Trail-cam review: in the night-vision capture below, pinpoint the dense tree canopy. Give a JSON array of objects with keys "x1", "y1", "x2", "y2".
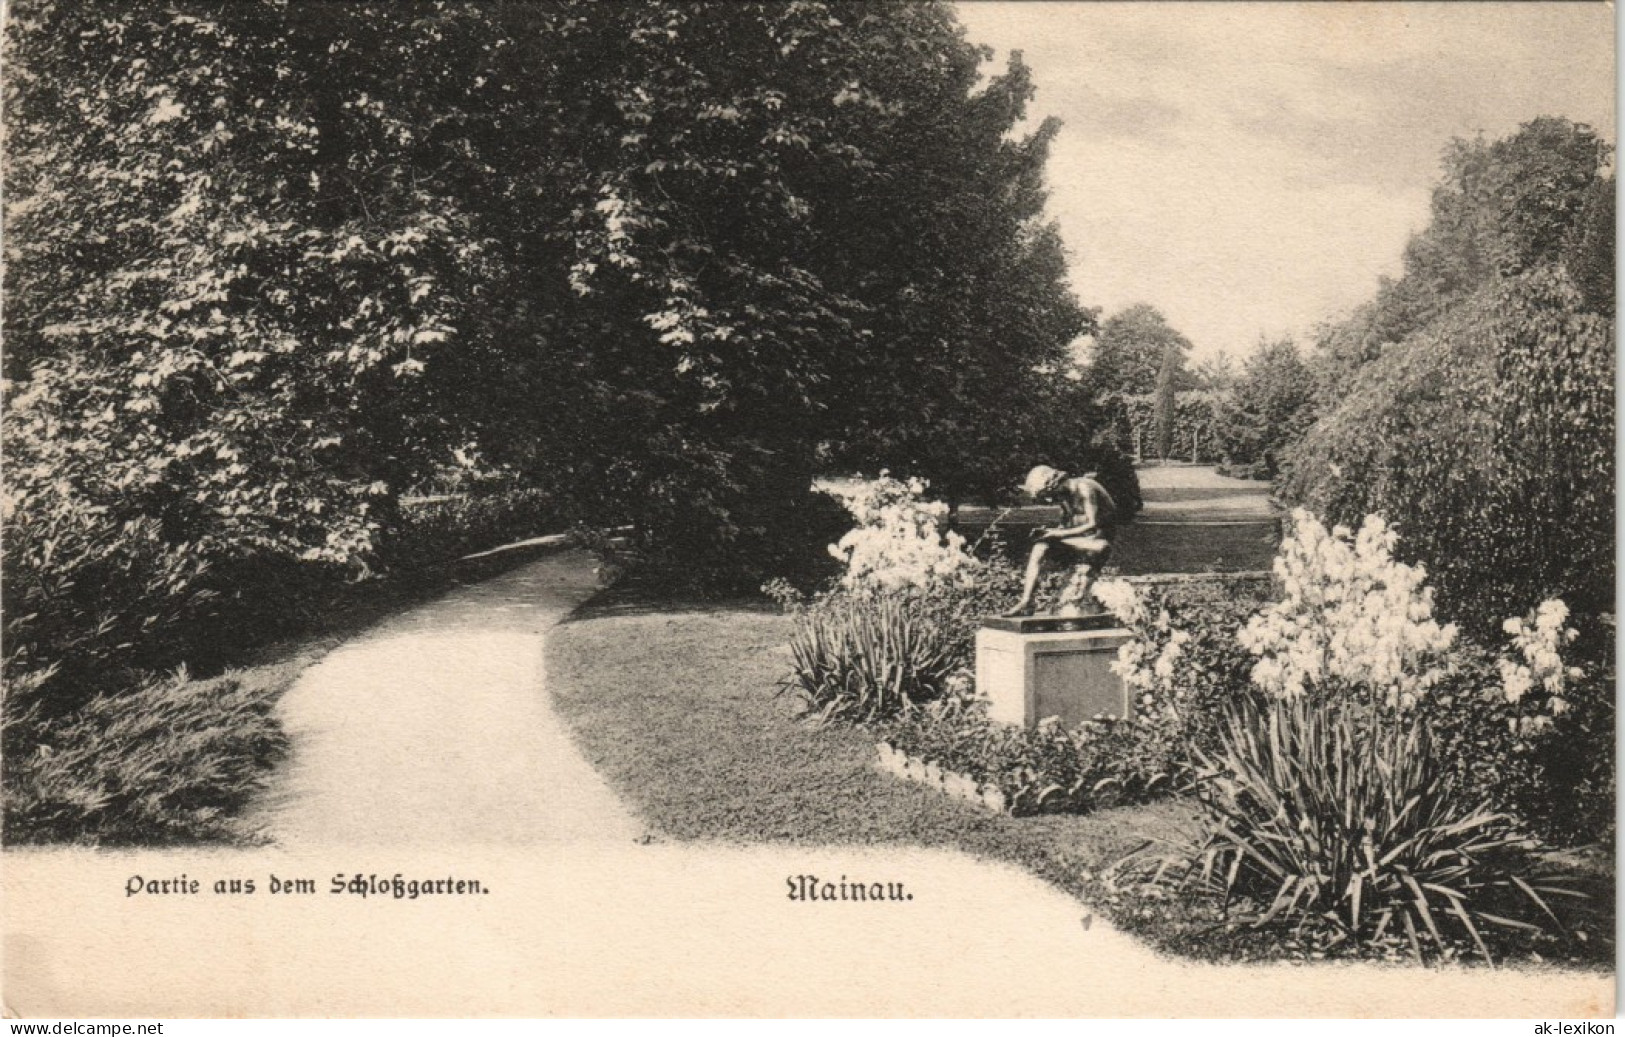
[
  {"x1": 1087, "y1": 303, "x2": 1194, "y2": 399},
  {"x1": 3, "y1": 0, "x2": 1102, "y2": 702}
]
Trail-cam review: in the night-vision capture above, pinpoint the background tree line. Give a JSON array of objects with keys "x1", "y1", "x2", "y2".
[{"x1": 1083, "y1": 304, "x2": 1315, "y2": 477}]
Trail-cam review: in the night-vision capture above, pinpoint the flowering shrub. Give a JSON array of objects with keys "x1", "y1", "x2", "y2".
[
  {"x1": 1496, "y1": 599, "x2": 1583, "y2": 724},
  {"x1": 1098, "y1": 520, "x2": 1601, "y2": 952},
  {"x1": 777, "y1": 477, "x2": 1032, "y2": 730},
  {"x1": 1099, "y1": 517, "x2": 1609, "y2": 851},
  {"x1": 824, "y1": 474, "x2": 981, "y2": 594},
  {"x1": 1092, "y1": 579, "x2": 1156, "y2": 682},
  {"x1": 1425, "y1": 599, "x2": 1614, "y2": 847},
  {"x1": 1094, "y1": 576, "x2": 1269, "y2": 783},
  {"x1": 1239, "y1": 510, "x2": 1457, "y2": 709}
]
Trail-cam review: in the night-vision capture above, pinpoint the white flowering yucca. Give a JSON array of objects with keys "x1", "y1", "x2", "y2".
[
  {"x1": 825, "y1": 473, "x2": 981, "y2": 594},
  {"x1": 1240, "y1": 509, "x2": 1457, "y2": 708},
  {"x1": 1090, "y1": 578, "x2": 1142, "y2": 626},
  {"x1": 1092, "y1": 577, "x2": 1198, "y2": 729},
  {"x1": 1094, "y1": 579, "x2": 1162, "y2": 694},
  {"x1": 1496, "y1": 599, "x2": 1584, "y2": 734}
]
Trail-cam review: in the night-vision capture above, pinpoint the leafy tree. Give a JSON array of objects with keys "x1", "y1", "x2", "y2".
[
  {"x1": 797, "y1": 32, "x2": 1096, "y2": 506},
  {"x1": 1085, "y1": 303, "x2": 1195, "y2": 461},
  {"x1": 3, "y1": 2, "x2": 518, "y2": 704},
  {"x1": 1191, "y1": 352, "x2": 1237, "y2": 393},
  {"x1": 1214, "y1": 336, "x2": 1317, "y2": 474},
  {"x1": 1087, "y1": 303, "x2": 1193, "y2": 398},
  {"x1": 4, "y1": 0, "x2": 1111, "y2": 709},
  {"x1": 480, "y1": 3, "x2": 1098, "y2": 532},
  {"x1": 1311, "y1": 117, "x2": 1611, "y2": 399}
]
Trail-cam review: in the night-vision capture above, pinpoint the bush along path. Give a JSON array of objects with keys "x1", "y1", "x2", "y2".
[{"x1": 250, "y1": 548, "x2": 642, "y2": 847}]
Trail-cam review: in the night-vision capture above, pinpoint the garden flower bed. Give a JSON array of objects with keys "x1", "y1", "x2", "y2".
[
  {"x1": 760, "y1": 473, "x2": 1615, "y2": 965},
  {"x1": 873, "y1": 741, "x2": 1007, "y2": 813}
]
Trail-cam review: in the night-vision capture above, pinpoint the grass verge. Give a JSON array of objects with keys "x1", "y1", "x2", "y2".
[
  {"x1": 548, "y1": 599, "x2": 1191, "y2": 901},
  {"x1": 548, "y1": 592, "x2": 1615, "y2": 969}
]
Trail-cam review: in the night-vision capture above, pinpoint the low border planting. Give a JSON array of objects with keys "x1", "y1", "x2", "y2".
[
  {"x1": 874, "y1": 741, "x2": 1008, "y2": 813},
  {"x1": 3, "y1": 662, "x2": 295, "y2": 846},
  {"x1": 779, "y1": 593, "x2": 957, "y2": 724},
  {"x1": 2, "y1": 485, "x2": 567, "y2": 846},
  {"x1": 1111, "y1": 692, "x2": 1590, "y2": 965},
  {"x1": 879, "y1": 700, "x2": 1171, "y2": 816}
]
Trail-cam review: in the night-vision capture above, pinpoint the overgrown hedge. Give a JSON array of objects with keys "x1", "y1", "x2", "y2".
[{"x1": 1281, "y1": 268, "x2": 1614, "y2": 641}]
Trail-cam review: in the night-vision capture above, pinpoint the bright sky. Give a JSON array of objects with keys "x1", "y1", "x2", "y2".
[{"x1": 953, "y1": 1, "x2": 1616, "y2": 361}]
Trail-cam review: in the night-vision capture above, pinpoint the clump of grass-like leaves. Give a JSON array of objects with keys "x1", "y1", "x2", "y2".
[
  {"x1": 4, "y1": 664, "x2": 291, "y2": 846},
  {"x1": 1115, "y1": 693, "x2": 1581, "y2": 964},
  {"x1": 781, "y1": 594, "x2": 956, "y2": 725}
]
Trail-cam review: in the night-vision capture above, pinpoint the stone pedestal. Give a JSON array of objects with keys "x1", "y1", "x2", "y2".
[{"x1": 975, "y1": 613, "x2": 1132, "y2": 728}]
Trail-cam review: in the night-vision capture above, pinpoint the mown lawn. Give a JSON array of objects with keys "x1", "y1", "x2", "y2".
[
  {"x1": 550, "y1": 602, "x2": 1191, "y2": 863},
  {"x1": 548, "y1": 593, "x2": 1615, "y2": 968},
  {"x1": 547, "y1": 598, "x2": 1204, "y2": 922}
]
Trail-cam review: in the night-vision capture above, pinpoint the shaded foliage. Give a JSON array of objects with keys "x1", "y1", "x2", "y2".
[
  {"x1": 1087, "y1": 304, "x2": 1199, "y2": 463},
  {"x1": 4, "y1": 1, "x2": 1101, "y2": 710},
  {"x1": 1213, "y1": 337, "x2": 1316, "y2": 476},
  {"x1": 1286, "y1": 118, "x2": 1614, "y2": 640},
  {"x1": 1283, "y1": 269, "x2": 1613, "y2": 640}
]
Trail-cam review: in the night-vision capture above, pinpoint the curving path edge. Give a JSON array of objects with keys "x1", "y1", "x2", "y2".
[{"x1": 249, "y1": 547, "x2": 642, "y2": 847}]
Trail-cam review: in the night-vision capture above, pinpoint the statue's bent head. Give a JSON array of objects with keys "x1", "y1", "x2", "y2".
[{"x1": 1021, "y1": 465, "x2": 1068, "y2": 500}]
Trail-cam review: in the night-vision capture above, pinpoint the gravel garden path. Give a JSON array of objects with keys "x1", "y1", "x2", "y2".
[{"x1": 248, "y1": 546, "x2": 643, "y2": 847}]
